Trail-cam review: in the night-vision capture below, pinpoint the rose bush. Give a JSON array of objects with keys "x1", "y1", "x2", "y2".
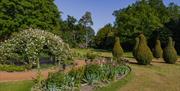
[{"x1": 0, "y1": 28, "x2": 72, "y2": 68}]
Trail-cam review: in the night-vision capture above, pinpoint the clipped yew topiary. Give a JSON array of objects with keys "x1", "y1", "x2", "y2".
[
  {"x1": 153, "y1": 40, "x2": 163, "y2": 58},
  {"x1": 163, "y1": 37, "x2": 177, "y2": 64},
  {"x1": 135, "y1": 34, "x2": 153, "y2": 65},
  {"x1": 133, "y1": 37, "x2": 139, "y2": 59},
  {"x1": 112, "y1": 37, "x2": 124, "y2": 59}
]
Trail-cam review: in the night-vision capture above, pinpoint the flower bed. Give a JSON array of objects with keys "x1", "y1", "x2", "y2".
[{"x1": 32, "y1": 63, "x2": 131, "y2": 91}]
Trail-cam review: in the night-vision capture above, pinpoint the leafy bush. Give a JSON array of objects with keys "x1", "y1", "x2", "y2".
[
  {"x1": 0, "y1": 65, "x2": 26, "y2": 72},
  {"x1": 0, "y1": 29, "x2": 72, "y2": 68},
  {"x1": 86, "y1": 51, "x2": 99, "y2": 60},
  {"x1": 153, "y1": 39, "x2": 163, "y2": 58},
  {"x1": 112, "y1": 37, "x2": 124, "y2": 59},
  {"x1": 82, "y1": 64, "x2": 102, "y2": 85},
  {"x1": 46, "y1": 72, "x2": 69, "y2": 90},
  {"x1": 135, "y1": 34, "x2": 153, "y2": 65},
  {"x1": 163, "y1": 37, "x2": 177, "y2": 64},
  {"x1": 115, "y1": 66, "x2": 130, "y2": 75},
  {"x1": 68, "y1": 67, "x2": 85, "y2": 88}
]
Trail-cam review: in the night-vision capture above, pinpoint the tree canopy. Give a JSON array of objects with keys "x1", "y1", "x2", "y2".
[{"x1": 0, "y1": 0, "x2": 61, "y2": 40}]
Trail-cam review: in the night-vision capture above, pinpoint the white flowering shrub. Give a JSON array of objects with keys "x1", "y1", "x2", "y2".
[{"x1": 0, "y1": 29, "x2": 72, "y2": 68}]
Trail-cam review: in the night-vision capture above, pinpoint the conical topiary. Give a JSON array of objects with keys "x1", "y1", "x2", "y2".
[
  {"x1": 133, "y1": 37, "x2": 139, "y2": 59},
  {"x1": 163, "y1": 37, "x2": 177, "y2": 64},
  {"x1": 112, "y1": 37, "x2": 124, "y2": 59},
  {"x1": 135, "y1": 34, "x2": 153, "y2": 65},
  {"x1": 153, "y1": 39, "x2": 163, "y2": 58}
]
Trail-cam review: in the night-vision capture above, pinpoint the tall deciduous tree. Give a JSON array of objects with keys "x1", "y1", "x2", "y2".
[
  {"x1": 0, "y1": 0, "x2": 61, "y2": 40},
  {"x1": 79, "y1": 11, "x2": 93, "y2": 48}
]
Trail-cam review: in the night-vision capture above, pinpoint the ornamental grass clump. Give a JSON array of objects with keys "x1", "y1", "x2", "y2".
[
  {"x1": 163, "y1": 37, "x2": 177, "y2": 64},
  {"x1": 135, "y1": 34, "x2": 153, "y2": 65},
  {"x1": 153, "y1": 39, "x2": 163, "y2": 58}
]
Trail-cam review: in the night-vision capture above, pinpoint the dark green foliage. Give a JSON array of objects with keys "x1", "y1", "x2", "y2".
[
  {"x1": 163, "y1": 37, "x2": 177, "y2": 64},
  {"x1": 133, "y1": 37, "x2": 139, "y2": 58},
  {"x1": 109, "y1": 0, "x2": 180, "y2": 52},
  {"x1": 0, "y1": 0, "x2": 61, "y2": 40},
  {"x1": 112, "y1": 37, "x2": 124, "y2": 59},
  {"x1": 113, "y1": 0, "x2": 163, "y2": 45},
  {"x1": 153, "y1": 40, "x2": 163, "y2": 58},
  {"x1": 0, "y1": 65, "x2": 26, "y2": 72},
  {"x1": 60, "y1": 14, "x2": 95, "y2": 48},
  {"x1": 95, "y1": 24, "x2": 115, "y2": 49},
  {"x1": 135, "y1": 34, "x2": 153, "y2": 65}
]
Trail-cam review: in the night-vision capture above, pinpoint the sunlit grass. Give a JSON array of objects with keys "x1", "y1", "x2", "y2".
[
  {"x1": 72, "y1": 48, "x2": 133, "y2": 58},
  {"x1": 0, "y1": 80, "x2": 34, "y2": 91}
]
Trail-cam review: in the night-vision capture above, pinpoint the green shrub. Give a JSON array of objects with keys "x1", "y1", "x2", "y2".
[
  {"x1": 86, "y1": 51, "x2": 99, "y2": 60},
  {"x1": 115, "y1": 66, "x2": 130, "y2": 75},
  {"x1": 163, "y1": 37, "x2": 177, "y2": 64},
  {"x1": 68, "y1": 67, "x2": 84, "y2": 88},
  {"x1": 135, "y1": 34, "x2": 153, "y2": 65},
  {"x1": 112, "y1": 37, "x2": 124, "y2": 58},
  {"x1": 82, "y1": 64, "x2": 102, "y2": 85},
  {"x1": 46, "y1": 72, "x2": 66, "y2": 90},
  {"x1": 0, "y1": 65, "x2": 26, "y2": 72},
  {"x1": 0, "y1": 29, "x2": 72, "y2": 68},
  {"x1": 133, "y1": 37, "x2": 139, "y2": 59},
  {"x1": 153, "y1": 40, "x2": 163, "y2": 58}
]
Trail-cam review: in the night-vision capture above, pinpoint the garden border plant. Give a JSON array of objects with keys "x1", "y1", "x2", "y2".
[{"x1": 34, "y1": 62, "x2": 131, "y2": 91}]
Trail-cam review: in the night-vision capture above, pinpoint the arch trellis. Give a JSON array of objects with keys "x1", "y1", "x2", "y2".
[{"x1": 0, "y1": 29, "x2": 72, "y2": 68}]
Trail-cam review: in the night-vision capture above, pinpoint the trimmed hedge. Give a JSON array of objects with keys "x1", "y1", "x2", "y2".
[
  {"x1": 0, "y1": 65, "x2": 26, "y2": 72},
  {"x1": 112, "y1": 37, "x2": 124, "y2": 58},
  {"x1": 163, "y1": 37, "x2": 177, "y2": 64},
  {"x1": 135, "y1": 34, "x2": 153, "y2": 65},
  {"x1": 153, "y1": 40, "x2": 163, "y2": 58}
]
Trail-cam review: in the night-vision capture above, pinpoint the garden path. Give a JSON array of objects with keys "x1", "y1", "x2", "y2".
[{"x1": 0, "y1": 60, "x2": 86, "y2": 82}]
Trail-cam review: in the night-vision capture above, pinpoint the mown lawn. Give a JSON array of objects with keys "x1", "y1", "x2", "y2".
[
  {"x1": 72, "y1": 48, "x2": 133, "y2": 58},
  {"x1": 95, "y1": 72, "x2": 132, "y2": 91},
  {"x1": 118, "y1": 59, "x2": 180, "y2": 91},
  {"x1": 0, "y1": 80, "x2": 34, "y2": 91}
]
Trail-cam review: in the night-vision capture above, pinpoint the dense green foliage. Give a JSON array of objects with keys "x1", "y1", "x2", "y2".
[
  {"x1": 163, "y1": 37, "x2": 177, "y2": 64},
  {"x1": 95, "y1": 0, "x2": 180, "y2": 53},
  {"x1": 0, "y1": 0, "x2": 61, "y2": 40},
  {"x1": 0, "y1": 29, "x2": 72, "y2": 68},
  {"x1": 153, "y1": 40, "x2": 163, "y2": 58},
  {"x1": 112, "y1": 37, "x2": 124, "y2": 59},
  {"x1": 133, "y1": 37, "x2": 139, "y2": 59},
  {"x1": 60, "y1": 13, "x2": 95, "y2": 48},
  {"x1": 95, "y1": 24, "x2": 115, "y2": 49},
  {"x1": 135, "y1": 34, "x2": 153, "y2": 65},
  {"x1": 0, "y1": 64, "x2": 26, "y2": 72}
]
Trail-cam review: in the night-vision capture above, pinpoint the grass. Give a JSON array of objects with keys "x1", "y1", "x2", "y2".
[
  {"x1": 95, "y1": 72, "x2": 133, "y2": 91},
  {"x1": 72, "y1": 48, "x2": 133, "y2": 58},
  {"x1": 118, "y1": 60, "x2": 180, "y2": 91},
  {"x1": 0, "y1": 80, "x2": 34, "y2": 91}
]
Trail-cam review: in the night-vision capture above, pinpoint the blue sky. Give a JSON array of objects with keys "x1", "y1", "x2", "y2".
[{"x1": 54, "y1": 0, "x2": 180, "y2": 33}]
